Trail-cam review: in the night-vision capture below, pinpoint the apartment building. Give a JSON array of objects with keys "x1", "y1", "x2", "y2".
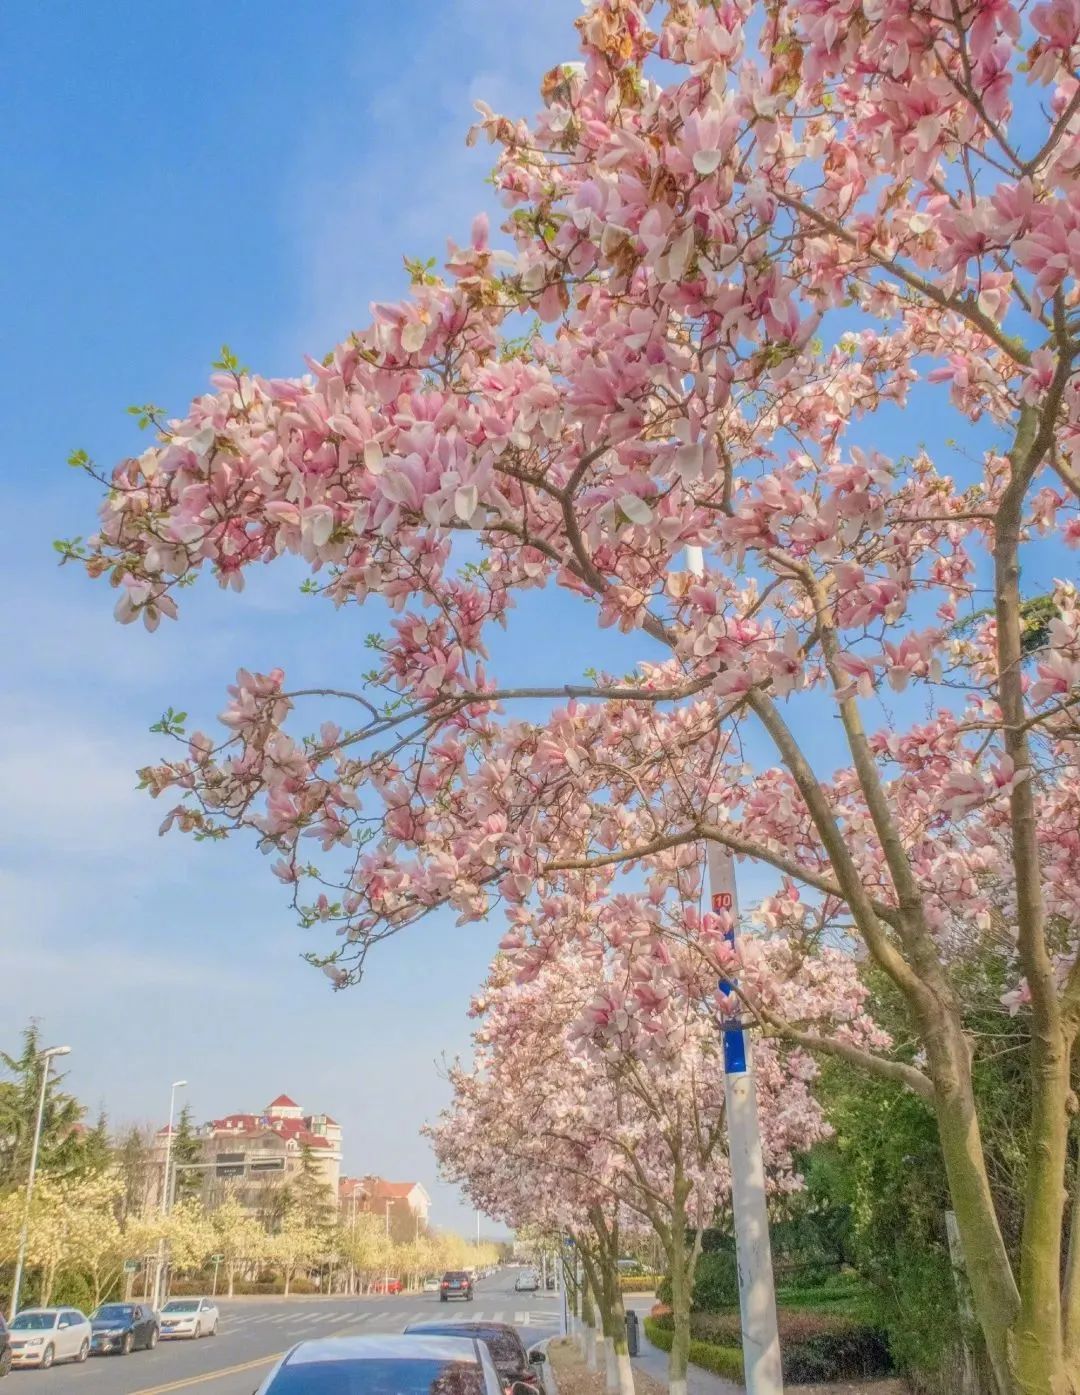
[{"x1": 155, "y1": 1093, "x2": 342, "y2": 1215}]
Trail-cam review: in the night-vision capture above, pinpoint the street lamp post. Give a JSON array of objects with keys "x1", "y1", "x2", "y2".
[
  {"x1": 383, "y1": 1199, "x2": 391, "y2": 1294},
  {"x1": 153, "y1": 1079, "x2": 188, "y2": 1309},
  {"x1": 9, "y1": 1045, "x2": 71, "y2": 1320}
]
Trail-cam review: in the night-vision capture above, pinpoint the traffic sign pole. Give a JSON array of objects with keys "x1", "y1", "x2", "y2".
[{"x1": 709, "y1": 843, "x2": 784, "y2": 1395}]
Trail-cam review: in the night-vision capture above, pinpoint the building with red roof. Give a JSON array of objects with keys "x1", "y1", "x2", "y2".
[
  {"x1": 153, "y1": 1093, "x2": 343, "y2": 1216},
  {"x1": 338, "y1": 1175, "x2": 431, "y2": 1238}
]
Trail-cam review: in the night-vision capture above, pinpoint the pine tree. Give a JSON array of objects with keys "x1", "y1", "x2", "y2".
[
  {"x1": 0, "y1": 1024, "x2": 84, "y2": 1190},
  {"x1": 171, "y1": 1104, "x2": 204, "y2": 1204},
  {"x1": 293, "y1": 1143, "x2": 334, "y2": 1233}
]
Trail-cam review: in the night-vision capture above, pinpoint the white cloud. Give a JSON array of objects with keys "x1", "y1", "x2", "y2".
[{"x1": 284, "y1": 0, "x2": 580, "y2": 353}]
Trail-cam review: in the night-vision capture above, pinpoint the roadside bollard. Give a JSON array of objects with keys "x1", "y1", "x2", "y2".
[{"x1": 625, "y1": 1309, "x2": 640, "y2": 1356}]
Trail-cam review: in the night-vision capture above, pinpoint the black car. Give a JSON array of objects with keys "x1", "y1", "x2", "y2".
[
  {"x1": 404, "y1": 1322, "x2": 546, "y2": 1395},
  {"x1": 89, "y1": 1303, "x2": 158, "y2": 1356},
  {"x1": 0, "y1": 1314, "x2": 10, "y2": 1378},
  {"x1": 255, "y1": 1335, "x2": 504, "y2": 1395},
  {"x1": 440, "y1": 1270, "x2": 474, "y2": 1302}
]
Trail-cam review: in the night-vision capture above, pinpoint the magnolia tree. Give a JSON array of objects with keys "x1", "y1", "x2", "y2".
[
  {"x1": 74, "y1": 0, "x2": 1080, "y2": 1390},
  {"x1": 432, "y1": 939, "x2": 844, "y2": 1395}
]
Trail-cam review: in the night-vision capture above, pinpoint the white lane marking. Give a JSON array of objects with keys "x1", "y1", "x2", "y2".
[
  {"x1": 491, "y1": 1311, "x2": 505, "y2": 1323},
  {"x1": 514, "y1": 1312, "x2": 528, "y2": 1325}
]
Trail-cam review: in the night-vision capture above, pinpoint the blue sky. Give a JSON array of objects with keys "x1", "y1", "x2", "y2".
[
  {"x1": 2, "y1": 1, "x2": 1065, "y2": 1240},
  {"x1": 0, "y1": 0, "x2": 607, "y2": 1236}
]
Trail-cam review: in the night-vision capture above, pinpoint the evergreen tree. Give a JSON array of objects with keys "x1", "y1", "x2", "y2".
[
  {"x1": 171, "y1": 1104, "x2": 204, "y2": 1204},
  {"x1": 0, "y1": 1025, "x2": 84, "y2": 1191},
  {"x1": 293, "y1": 1144, "x2": 334, "y2": 1233}
]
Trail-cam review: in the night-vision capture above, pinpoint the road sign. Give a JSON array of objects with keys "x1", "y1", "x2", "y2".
[
  {"x1": 123, "y1": 1260, "x2": 140, "y2": 1273},
  {"x1": 210, "y1": 1254, "x2": 224, "y2": 1263}
]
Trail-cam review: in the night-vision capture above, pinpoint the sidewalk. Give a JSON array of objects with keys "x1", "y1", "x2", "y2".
[
  {"x1": 624, "y1": 1299, "x2": 742, "y2": 1395},
  {"x1": 622, "y1": 1300, "x2": 905, "y2": 1395},
  {"x1": 631, "y1": 1328, "x2": 742, "y2": 1395}
]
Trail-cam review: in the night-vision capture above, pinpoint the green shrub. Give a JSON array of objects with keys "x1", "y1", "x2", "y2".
[
  {"x1": 643, "y1": 1317, "x2": 744, "y2": 1383},
  {"x1": 50, "y1": 1271, "x2": 97, "y2": 1311},
  {"x1": 645, "y1": 1306, "x2": 892, "y2": 1386},
  {"x1": 618, "y1": 1275, "x2": 661, "y2": 1293},
  {"x1": 691, "y1": 1251, "x2": 740, "y2": 1311},
  {"x1": 656, "y1": 1274, "x2": 672, "y2": 1306}
]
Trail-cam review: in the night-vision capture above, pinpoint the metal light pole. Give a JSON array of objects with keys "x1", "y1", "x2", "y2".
[
  {"x1": 685, "y1": 543, "x2": 783, "y2": 1395},
  {"x1": 383, "y1": 1199, "x2": 391, "y2": 1293},
  {"x1": 9, "y1": 1045, "x2": 71, "y2": 1320},
  {"x1": 153, "y1": 1079, "x2": 188, "y2": 1309}
]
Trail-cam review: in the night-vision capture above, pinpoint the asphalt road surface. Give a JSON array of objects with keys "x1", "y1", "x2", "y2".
[{"x1": 11, "y1": 1274, "x2": 562, "y2": 1395}]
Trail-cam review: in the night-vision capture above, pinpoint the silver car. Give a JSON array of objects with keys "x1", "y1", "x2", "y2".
[
  {"x1": 256, "y1": 1335, "x2": 505, "y2": 1395},
  {"x1": 9, "y1": 1308, "x2": 91, "y2": 1368},
  {"x1": 159, "y1": 1297, "x2": 219, "y2": 1339}
]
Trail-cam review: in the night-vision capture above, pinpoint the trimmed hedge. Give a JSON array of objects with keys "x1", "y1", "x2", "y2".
[
  {"x1": 643, "y1": 1316, "x2": 744, "y2": 1383},
  {"x1": 618, "y1": 1275, "x2": 662, "y2": 1293},
  {"x1": 646, "y1": 1306, "x2": 892, "y2": 1386}
]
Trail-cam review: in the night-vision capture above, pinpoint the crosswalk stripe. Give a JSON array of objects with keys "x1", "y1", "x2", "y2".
[{"x1": 514, "y1": 1311, "x2": 527, "y2": 1325}]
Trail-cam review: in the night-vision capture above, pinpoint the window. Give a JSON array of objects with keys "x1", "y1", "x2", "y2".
[{"x1": 265, "y1": 1358, "x2": 488, "y2": 1395}]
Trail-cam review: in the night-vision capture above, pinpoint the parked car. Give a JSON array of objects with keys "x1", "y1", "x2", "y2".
[
  {"x1": 0, "y1": 1314, "x2": 11, "y2": 1378},
  {"x1": 441, "y1": 1270, "x2": 474, "y2": 1302},
  {"x1": 372, "y1": 1278, "x2": 403, "y2": 1295},
  {"x1": 545, "y1": 1274, "x2": 556, "y2": 1290},
  {"x1": 514, "y1": 1272, "x2": 539, "y2": 1292},
  {"x1": 8, "y1": 1309, "x2": 91, "y2": 1369},
  {"x1": 89, "y1": 1302, "x2": 159, "y2": 1356},
  {"x1": 159, "y1": 1297, "x2": 218, "y2": 1339},
  {"x1": 255, "y1": 1335, "x2": 504, "y2": 1395},
  {"x1": 422, "y1": 1277, "x2": 441, "y2": 1293},
  {"x1": 404, "y1": 1321, "x2": 546, "y2": 1395}
]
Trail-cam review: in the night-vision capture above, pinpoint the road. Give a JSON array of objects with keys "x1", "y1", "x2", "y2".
[{"x1": 13, "y1": 1275, "x2": 562, "y2": 1395}]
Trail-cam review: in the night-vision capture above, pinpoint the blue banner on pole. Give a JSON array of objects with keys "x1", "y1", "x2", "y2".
[{"x1": 723, "y1": 1027, "x2": 747, "y2": 1076}]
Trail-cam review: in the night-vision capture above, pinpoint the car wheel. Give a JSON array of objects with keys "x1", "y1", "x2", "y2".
[
  {"x1": 194, "y1": 1323, "x2": 203, "y2": 1340},
  {"x1": 40, "y1": 1346, "x2": 54, "y2": 1371},
  {"x1": 77, "y1": 1340, "x2": 90, "y2": 1364},
  {"x1": 147, "y1": 1327, "x2": 158, "y2": 1351},
  {"x1": 209, "y1": 1322, "x2": 217, "y2": 1337},
  {"x1": 122, "y1": 1333, "x2": 134, "y2": 1357}
]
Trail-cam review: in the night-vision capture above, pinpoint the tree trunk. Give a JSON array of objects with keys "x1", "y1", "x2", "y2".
[
  {"x1": 582, "y1": 1281, "x2": 598, "y2": 1369},
  {"x1": 283, "y1": 1267, "x2": 292, "y2": 1297},
  {"x1": 991, "y1": 439, "x2": 1075, "y2": 1395},
  {"x1": 667, "y1": 1205, "x2": 691, "y2": 1395},
  {"x1": 927, "y1": 1015, "x2": 1024, "y2": 1395}
]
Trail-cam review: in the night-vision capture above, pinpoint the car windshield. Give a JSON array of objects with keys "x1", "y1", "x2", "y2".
[
  {"x1": 265, "y1": 1358, "x2": 487, "y2": 1395},
  {"x1": 163, "y1": 1301, "x2": 199, "y2": 1313},
  {"x1": 414, "y1": 1331, "x2": 521, "y2": 1372},
  {"x1": 12, "y1": 1314, "x2": 55, "y2": 1330},
  {"x1": 94, "y1": 1306, "x2": 134, "y2": 1321}
]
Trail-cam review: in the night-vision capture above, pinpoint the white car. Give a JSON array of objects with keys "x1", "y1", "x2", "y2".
[
  {"x1": 515, "y1": 1273, "x2": 539, "y2": 1292},
  {"x1": 423, "y1": 1278, "x2": 441, "y2": 1292},
  {"x1": 159, "y1": 1297, "x2": 219, "y2": 1339},
  {"x1": 9, "y1": 1308, "x2": 92, "y2": 1368}
]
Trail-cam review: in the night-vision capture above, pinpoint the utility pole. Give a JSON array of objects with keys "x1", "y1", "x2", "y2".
[
  {"x1": 684, "y1": 544, "x2": 784, "y2": 1395},
  {"x1": 9, "y1": 1044, "x2": 71, "y2": 1320}
]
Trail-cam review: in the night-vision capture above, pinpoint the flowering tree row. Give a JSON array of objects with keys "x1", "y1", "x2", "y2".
[
  {"x1": 74, "y1": 0, "x2": 1080, "y2": 1390},
  {"x1": 0, "y1": 1180, "x2": 495, "y2": 1305},
  {"x1": 429, "y1": 931, "x2": 865, "y2": 1395}
]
